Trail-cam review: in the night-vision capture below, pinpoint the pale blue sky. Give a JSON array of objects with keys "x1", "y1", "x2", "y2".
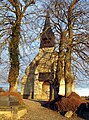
[{"x1": 0, "y1": 0, "x2": 89, "y2": 96}]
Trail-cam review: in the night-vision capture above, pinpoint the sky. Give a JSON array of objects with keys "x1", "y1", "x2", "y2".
[
  {"x1": 75, "y1": 88, "x2": 89, "y2": 96},
  {"x1": 0, "y1": 0, "x2": 89, "y2": 96}
]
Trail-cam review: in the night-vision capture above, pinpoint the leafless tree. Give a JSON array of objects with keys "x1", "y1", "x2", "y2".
[
  {"x1": 0, "y1": 0, "x2": 89, "y2": 96},
  {"x1": 42, "y1": 0, "x2": 89, "y2": 96},
  {"x1": 0, "y1": 0, "x2": 36, "y2": 92}
]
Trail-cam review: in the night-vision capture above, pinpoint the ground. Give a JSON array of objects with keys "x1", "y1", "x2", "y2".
[
  {"x1": 20, "y1": 99, "x2": 84, "y2": 120},
  {"x1": 0, "y1": 91, "x2": 88, "y2": 119}
]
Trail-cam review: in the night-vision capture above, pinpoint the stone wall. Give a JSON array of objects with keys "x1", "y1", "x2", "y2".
[{"x1": 21, "y1": 47, "x2": 75, "y2": 100}]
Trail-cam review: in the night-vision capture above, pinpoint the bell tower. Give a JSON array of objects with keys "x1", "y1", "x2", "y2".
[{"x1": 40, "y1": 12, "x2": 55, "y2": 48}]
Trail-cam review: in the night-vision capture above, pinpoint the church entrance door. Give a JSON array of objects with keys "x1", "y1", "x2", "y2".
[{"x1": 42, "y1": 82, "x2": 50, "y2": 100}]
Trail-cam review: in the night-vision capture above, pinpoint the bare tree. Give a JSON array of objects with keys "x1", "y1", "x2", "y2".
[
  {"x1": 0, "y1": 0, "x2": 35, "y2": 92},
  {"x1": 43, "y1": 0, "x2": 89, "y2": 97},
  {"x1": 0, "y1": 0, "x2": 89, "y2": 96}
]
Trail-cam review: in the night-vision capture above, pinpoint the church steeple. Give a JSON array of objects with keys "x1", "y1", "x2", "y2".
[{"x1": 40, "y1": 12, "x2": 55, "y2": 48}]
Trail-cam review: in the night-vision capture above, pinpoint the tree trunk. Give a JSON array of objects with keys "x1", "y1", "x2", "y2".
[
  {"x1": 57, "y1": 34, "x2": 65, "y2": 95},
  {"x1": 8, "y1": 24, "x2": 20, "y2": 92},
  {"x1": 6, "y1": 0, "x2": 35, "y2": 92},
  {"x1": 64, "y1": 0, "x2": 76, "y2": 97},
  {"x1": 64, "y1": 41, "x2": 73, "y2": 97}
]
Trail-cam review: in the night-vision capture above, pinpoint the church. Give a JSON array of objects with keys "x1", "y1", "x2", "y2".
[{"x1": 21, "y1": 13, "x2": 73, "y2": 100}]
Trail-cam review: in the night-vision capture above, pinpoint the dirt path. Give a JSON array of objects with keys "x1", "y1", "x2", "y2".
[{"x1": 20, "y1": 99, "x2": 84, "y2": 120}]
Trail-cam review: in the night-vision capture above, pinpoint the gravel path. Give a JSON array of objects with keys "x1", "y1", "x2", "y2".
[{"x1": 20, "y1": 99, "x2": 84, "y2": 120}]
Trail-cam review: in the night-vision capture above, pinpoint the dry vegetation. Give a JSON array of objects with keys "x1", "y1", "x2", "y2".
[{"x1": 57, "y1": 92, "x2": 87, "y2": 112}]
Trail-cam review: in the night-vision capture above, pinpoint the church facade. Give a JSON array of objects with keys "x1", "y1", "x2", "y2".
[{"x1": 21, "y1": 14, "x2": 74, "y2": 100}]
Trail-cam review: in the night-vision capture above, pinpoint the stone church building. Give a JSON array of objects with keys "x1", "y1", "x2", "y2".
[{"x1": 21, "y1": 14, "x2": 74, "y2": 100}]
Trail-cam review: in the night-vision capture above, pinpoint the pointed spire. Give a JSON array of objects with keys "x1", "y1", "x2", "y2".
[
  {"x1": 43, "y1": 12, "x2": 51, "y2": 31},
  {"x1": 40, "y1": 12, "x2": 55, "y2": 48}
]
